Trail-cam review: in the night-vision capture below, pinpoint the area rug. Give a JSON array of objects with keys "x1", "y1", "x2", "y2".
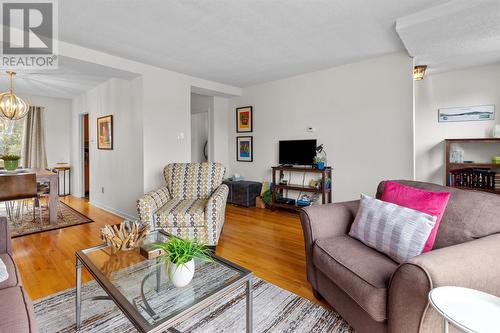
[
  {"x1": 1, "y1": 201, "x2": 93, "y2": 237},
  {"x1": 34, "y1": 276, "x2": 353, "y2": 333}
]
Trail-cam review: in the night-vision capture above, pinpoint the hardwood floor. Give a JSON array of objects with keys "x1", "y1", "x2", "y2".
[{"x1": 12, "y1": 196, "x2": 319, "y2": 304}]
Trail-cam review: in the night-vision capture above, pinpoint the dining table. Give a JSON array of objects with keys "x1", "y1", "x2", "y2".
[{"x1": 0, "y1": 168, "x2": 59, "y2": 224}]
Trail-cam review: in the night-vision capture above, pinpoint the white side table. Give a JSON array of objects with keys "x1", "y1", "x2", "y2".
[{"x1": 429, "y1": 286, "x2": 500, "y2": 333}]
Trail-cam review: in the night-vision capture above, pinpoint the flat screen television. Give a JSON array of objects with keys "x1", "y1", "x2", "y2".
[{"x1": 279, "y1": 139, "x2": 317, "y2": 166}]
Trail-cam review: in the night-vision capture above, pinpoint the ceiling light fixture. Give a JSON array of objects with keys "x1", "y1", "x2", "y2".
[
  {"x1": 413, "y1": 65, "x2": 427, "y2": 81},
  {"x1": 0, "y1": 71, "x2": 30, "y2": 120}
]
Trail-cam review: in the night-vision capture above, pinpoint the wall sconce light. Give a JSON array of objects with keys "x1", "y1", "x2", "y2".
[{"x1": 413, "y1": 65, "x2": 427, "y2": 81}]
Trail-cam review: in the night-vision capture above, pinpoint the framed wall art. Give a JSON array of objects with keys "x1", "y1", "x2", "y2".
[
  {"x1": 438, "y1": 104, "x2": 495, "y2": 123},
  {"x1": 236, "y1": 106, "x2": 253, "y2": 132},
  {"x1": 97, "y1": 115, "x2": 113, "y2": 150},
  {"x1": 236, "y1": 136, "x2": 253, "y2": 162}
]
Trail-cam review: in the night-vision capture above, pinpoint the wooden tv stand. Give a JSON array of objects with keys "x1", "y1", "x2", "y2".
[{"x1": 271, "y1": 165, "x2": 332, "y2": 212}]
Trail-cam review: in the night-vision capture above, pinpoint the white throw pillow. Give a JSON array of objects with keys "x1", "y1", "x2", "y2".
[
  {"x1": 349, "y1": 194, "x2": 437, "y2": 263},
  {"x1": 0, "y1": 258, "x2": 8, "y2": 283}
]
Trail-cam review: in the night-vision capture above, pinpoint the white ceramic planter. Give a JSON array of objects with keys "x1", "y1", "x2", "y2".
[{"x1": 168, "y1": 259, "x2": 195, "y2": 288}]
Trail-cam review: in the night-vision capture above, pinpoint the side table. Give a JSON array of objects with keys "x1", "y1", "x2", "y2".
[
  {"x1": 52, "y1": 164, "x2": 71, "y2": 196},
  {"x1": 429, "y1": 286, "x2": 500, "y2": 333},
  {"x1": 223, "y1": 180, "x2": 262, "y2": 207}
]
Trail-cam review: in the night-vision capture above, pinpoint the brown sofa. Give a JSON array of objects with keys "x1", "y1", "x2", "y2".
[
  {"x1": 0, "y1": 217, "x2": 37, "y2": 332},
  {"x1": 300, "y1": 180, "x2": 500, "y2": 333}
]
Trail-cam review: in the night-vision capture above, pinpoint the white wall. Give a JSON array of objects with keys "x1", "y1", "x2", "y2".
[
  {"x1": 227, "y1": 52, "x2": 414, "y2": 201},
  {"x1": 60, "y1": 41, "x2": 241, "y2": 195},
  {"x1": 212, "y1": 96, "x2": 230, "y2": 168},
  {"x1": 191, "y1": 93, "x2": 211, "y2": 163},
  {"x1": 25, "y1": 95, "x2": 72, "y2": 167},
  {"x1": 415, "y1": 63, "x2": 500, "y2": 184},
  {"x1": 191, "y1": 113, "x2": 209, "y2": 162},
  {"x1": 60, "y1": 41, "x2": 241, "y2": 219},
  {"x1": 72, "y1": 78, "x2": 143, "y2": 219}
]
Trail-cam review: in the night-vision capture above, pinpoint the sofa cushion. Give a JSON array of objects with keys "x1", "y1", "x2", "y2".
[
  {"x1": 0, "y1": 286, "x2": 37, "y2": 332},
  {"x1": 0, "y1": 253, "x2": 20, "y2": 289},
  {"x1": 154, "y1": 198, "x2": 207, "y2": 229},
  {"x1": 377, "y1": 180, "x2": 500, "y2": 249},
  {"x1": 0, "y1": 257, "x2": 8, "y2": 282},
  {"x1": 163, "y1": 163, "x2": 226, "y2": 199},
  {"x1": 380, "y1": 181, "x2": 451, "y2": 253},
  {"x1": 349, "y1": 194, "x2": 436, "y2": 263},
  {"x1": 313, "y1": 235, "x2": 398, "y2": 322}
]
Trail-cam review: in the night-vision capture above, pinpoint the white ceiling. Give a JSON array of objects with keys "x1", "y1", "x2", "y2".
[
  {"x1": 58, "y1": 0, "x2": 450, "y2": 87},
  {"x1": 5, "y1": 57, "x2": 138, "y2": 99},
  {"x1": 397, "y1": 0, "x2": 500, "y2": 74},
  {"x1": 9, "y1": 0, "x2": 497, "y2": 97}
]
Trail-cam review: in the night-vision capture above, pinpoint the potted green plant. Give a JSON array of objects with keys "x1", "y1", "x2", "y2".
[
  {"x1": 155, "y1": 237, "x2": 212, "y2": 288},
  {"x1": 1, "y1": 154, "x2": 20, "y2": 171},
  {"x1": 313, "y1": 155, "x2": 326, "y2": 170}
]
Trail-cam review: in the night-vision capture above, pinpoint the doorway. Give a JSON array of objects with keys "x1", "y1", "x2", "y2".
[
  {"x1": 83, "y1": 114, "x2": 90, "y2": 199},
  {"x1": 191, "y1": 93, "x2": 212, "y2": 163}
]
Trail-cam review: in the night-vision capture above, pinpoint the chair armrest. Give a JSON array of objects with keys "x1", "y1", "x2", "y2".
[
  {"x1": 299, "y1": 201, "x2": 359, "y2": 288},
  {"x1": 389, "y1": 233, "x2": 500, "y2": 333},
  {"x1": 136, "y1": 186, "x2": 171, "y2": 228},
  {"x1": 0, "y1": 217, "x2": 11, "y2": 255},
  {"x1": 205, "y1": 184, "x2": 229, "y2": 245}
]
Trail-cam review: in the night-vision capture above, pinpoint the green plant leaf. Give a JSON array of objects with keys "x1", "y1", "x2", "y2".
[{"x1": 153, "y1": 237, "x2": 213, "y2": 268}]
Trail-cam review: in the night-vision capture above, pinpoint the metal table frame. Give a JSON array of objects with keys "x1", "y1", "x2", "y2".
[{"x1": 75, "y1": 231, "x2": 253, "y2": 333}]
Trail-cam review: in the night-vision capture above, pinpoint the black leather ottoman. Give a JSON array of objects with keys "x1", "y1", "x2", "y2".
[{"x1": 223, "y1": 180, "x2": 262, "y2": 207}]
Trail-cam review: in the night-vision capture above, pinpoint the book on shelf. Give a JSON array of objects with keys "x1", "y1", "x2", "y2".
[{"x1": 449, "y1": 168, "x2": 497, "y2": 190}]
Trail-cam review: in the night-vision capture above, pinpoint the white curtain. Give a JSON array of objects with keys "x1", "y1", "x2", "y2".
[{"x1": 21, "y1": 106, "x2": 47, "y2": 169}]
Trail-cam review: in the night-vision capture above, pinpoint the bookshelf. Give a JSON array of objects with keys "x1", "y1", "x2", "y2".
[
  {"x1": 445, "y1": 138, "x2": 500, "y2": 195},
  {"x1": 271, "y1": 166, "x2": 332, "y2": 211}
]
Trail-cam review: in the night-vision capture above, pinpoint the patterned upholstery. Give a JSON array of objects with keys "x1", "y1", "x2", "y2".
[
  {"x1": 137, "y1": 162, "x2": 228, "y2": 246},
  {"x1": 163, "y1": 163, "x2": 226, "y2": 199},
  {"x1": 155, "y1": 198, "x2": 207, "y2": 228}
]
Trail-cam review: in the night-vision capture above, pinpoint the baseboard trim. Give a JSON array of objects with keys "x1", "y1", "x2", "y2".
[{"x1": 89, "y1": 201, "x2": 137, "y2": 221}]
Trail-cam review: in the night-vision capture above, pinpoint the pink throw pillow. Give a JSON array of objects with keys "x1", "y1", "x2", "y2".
[{"x1": 381, "y1": 181, "x2": 450, "y2": 253}]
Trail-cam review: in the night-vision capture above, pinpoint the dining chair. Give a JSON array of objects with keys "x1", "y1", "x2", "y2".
[
  {"x1": 0, "y1": 173, "x2": 42, "y2": 224},
  {"x1": 37, "y1": 180, "x2": 65, "y2": 221}
]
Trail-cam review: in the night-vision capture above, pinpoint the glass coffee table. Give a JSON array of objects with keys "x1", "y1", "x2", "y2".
[{"x1": 75, "y1": 230, "x2": 253, "y2": 332}]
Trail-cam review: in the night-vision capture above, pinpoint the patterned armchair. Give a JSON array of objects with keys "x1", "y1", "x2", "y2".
[{"x1": 137, "y1": 162, "x2": 229, "y2": 246}]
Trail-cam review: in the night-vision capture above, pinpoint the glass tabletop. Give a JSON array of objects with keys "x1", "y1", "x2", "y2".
[{"x1": 77, "y1": 230, "x2": 252, "y2": 332}]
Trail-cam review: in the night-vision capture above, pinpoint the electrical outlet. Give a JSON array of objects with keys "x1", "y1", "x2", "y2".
[{"x1": 101, "y1": 187, "x2": 104, "y2": 194}]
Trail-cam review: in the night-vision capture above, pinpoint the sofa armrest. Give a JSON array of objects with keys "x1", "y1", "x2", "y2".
[
  {"x1": 389, "y1": 233, "x2": 500, "y2": 333},
  {"x1": 205, "y1": 184, "x2": 229, "y2": 245},
  {"x1": 299, "y1": 201, "x2": 359, "y2": 289},
  {"x1": 136, "y1": 186, "x2": 171, "y2": 228},
  {"x1": 0, "y1": 217, "x2": 11, "y2": 255}
]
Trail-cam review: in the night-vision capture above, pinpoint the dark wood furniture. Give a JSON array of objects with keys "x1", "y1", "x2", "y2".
[
  {"x1": 445, "y1": 138, "x2": 500, "y2": 195},
  {"x1": 0, "y1": 173, "x2": 37, "y2": 201},
  {"x1": 271, "y1": 166, "x2": 332, "y2": 211}
]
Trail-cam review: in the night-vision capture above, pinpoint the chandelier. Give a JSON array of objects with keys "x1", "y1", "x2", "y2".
[{"x1": 0, "y1": 71, "x2": 30, "y2": 120}]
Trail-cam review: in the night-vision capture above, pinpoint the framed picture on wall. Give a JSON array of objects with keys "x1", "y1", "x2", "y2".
[
  {"x1": 438, "y1": 104, "x2": 495, "y2": 122},
  {"x1": 236, "y1": 106, "x2": 253, "y2": 132},
  {"x1": 97, "y1": 115, "x2": 113, "y2": 150},
  {"x1": 236, "y1": 136, "x2": 253, "y2": 162}
]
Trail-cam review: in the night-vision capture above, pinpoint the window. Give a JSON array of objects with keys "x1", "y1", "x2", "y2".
[{"x1": 0, "y1": 118, "x2": 24, "y2": 158}]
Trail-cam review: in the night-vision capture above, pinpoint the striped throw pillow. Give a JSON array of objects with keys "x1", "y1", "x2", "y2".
[
  {"x1": 0, "y1": 258, "x2": 8, "y2": 283},
  {"x1": 349, "y1": 194, "x2": 437, "y2": 263}
]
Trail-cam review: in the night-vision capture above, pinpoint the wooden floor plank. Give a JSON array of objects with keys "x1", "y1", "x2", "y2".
[{"x1": 12, "y1": 196, "x2": 320, "y2": 304}]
